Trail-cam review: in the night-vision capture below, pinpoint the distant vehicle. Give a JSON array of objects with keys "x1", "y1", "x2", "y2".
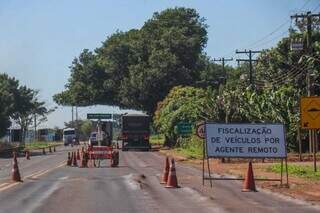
[
  {"x1": 89, "y1": 130, "x2": 111, "y2": 146},
  {"x1": 121, "y1": 114, "x2": 151, "y2": 151},
  {"x1": 63, "y1": 128, "x2": 76, "y2": 146},
  {"x1": 89, "y1": 132, "x2": 98, "y2": 146},
  {"x1": 89, "y1": 120, "x2": 113, "y2": 146}
]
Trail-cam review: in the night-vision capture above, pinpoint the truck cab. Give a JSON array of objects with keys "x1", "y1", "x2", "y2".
[
  {"x1": 121, "y1": 114, "x2": 150, "y2": 151},
  {"x1": 63, "y1": 128, "x2": 76, "y2": 146}
]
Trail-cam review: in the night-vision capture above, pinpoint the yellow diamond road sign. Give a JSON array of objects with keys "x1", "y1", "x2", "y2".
[{"x1": 300, "y1": 96, "x2": 320, "y2": 129}]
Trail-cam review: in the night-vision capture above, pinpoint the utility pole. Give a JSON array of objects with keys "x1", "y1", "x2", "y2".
[
  {"x1": 76, "y1": 106, "x2": 79, "y2": 140},
  {"x1": 213, "y1": 57, "x2": 233, "y2": 84},
  {"x1": 291, "y1": 11, "x2": 320, "y2": 172},
  {"x1": 235, "y1": 49, "x2": 262, "y2": 87},
  {"x1": 34, "y1": 114, "x2": 37, "y2": 141},
  {"x1": 71, "y1": 106, "x2": 74, "y2": 127}
]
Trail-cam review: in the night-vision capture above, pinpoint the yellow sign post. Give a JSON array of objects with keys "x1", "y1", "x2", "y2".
[{"x1": 300, "y1": 96, "x2": 320, "y2": 129}]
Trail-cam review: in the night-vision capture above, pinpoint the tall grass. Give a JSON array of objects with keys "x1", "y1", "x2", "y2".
[
  {"x1": 267, "y1": 164, "x2": 320, "y2": 180},
  {"x1": 175, "y1": 135, "x2": 203, "y2": 159}
]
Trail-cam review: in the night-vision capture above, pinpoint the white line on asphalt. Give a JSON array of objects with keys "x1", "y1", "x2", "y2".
[
  {"x1": 0, "y1": 160, "x2": 66, "y2": 192},
  {"x1": 0, "y1": 182, "x2": 20, "y2": 192},
  {"x1": 0, "y1": 183, "x2": 10, "y2": 188},
  {"x1": 25, "y1": 182, "x2": 61, "y2": 213},
  {"x1": 58, "y1": 176, "x2": 69, "y2": 180}
]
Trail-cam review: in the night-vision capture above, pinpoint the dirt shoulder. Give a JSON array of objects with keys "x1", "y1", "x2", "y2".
[{"x1": 159, "y1": 149, "x2": 320, "y2": 205}]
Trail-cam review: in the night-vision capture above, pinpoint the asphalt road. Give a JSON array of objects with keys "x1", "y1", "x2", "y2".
[{"x1": 0, "y1": 145, "x2": 319, "y2": 213}]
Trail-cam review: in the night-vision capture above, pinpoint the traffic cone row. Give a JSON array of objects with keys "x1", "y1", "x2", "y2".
[
  {"x1": 160, "y1": 156, "x2": 170, "y2": 184},
  {"x1": 11, "y1": 152, "x2": 22, "y2": 182},
  {"x1": 160, "y1": 156, "x2": 179, "y2": 188},
  {"x1": 25, "y1": 150, "x2": 30, "y2": 160},
  {"x1": 72, "y1": 151, "x2": 78, "y2": 167},
  {"x1": 66, "y1": 145, "x2": 120, "y2": 169},
  {"x1": 67, "y1": 152, "x2": 72, "y2": 166},
  {"x1": 76, "y1": 149, "x2": 80, "y2": 160}
]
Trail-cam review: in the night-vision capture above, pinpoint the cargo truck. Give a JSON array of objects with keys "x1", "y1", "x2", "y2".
[{"x1": 121, "y1": 114, "x2": 150, "y2": 151}]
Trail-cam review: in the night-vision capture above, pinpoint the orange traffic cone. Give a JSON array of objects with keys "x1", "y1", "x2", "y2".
[
  {"x1": 76, "y1": 149, "x2": 80, "y2": 160},
  {"x1": 12, "y1": 152, "x2": 22, "y2": 182},
  {"x1": 165, "y1": 158, "x2": 179, "y2": 188},
  {"x1": 72, "y1": 152, "x2": 78, "y2": 167},
  {"x1": 160, "y1": 156, "x2": 170, "y2": 184},
  {"x1": 67, "y1": 152, "x2": 72, "y2": 166},
  {"x1": 110, "y1": 150, "x2": 119, "y2": 167},
  {"x1": 25, "y1": 150, "x2": 30, "y2": 160},
  {"x1": 242, "y1": 161, "x2": 257, "y2": 192}
]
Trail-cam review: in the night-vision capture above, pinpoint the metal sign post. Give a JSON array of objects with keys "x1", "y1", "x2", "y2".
[
  {"x1": 97, "y1": 119, "x2": 102, "y2": 146},
  {"x1": 300, "y1": 96, "x2": 320, "y2": 172}
]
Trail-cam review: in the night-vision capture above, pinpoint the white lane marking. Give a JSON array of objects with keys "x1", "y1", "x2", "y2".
[
  {"x1": 26, "y1": 182, "x2": 61, "y2": 213},
  {"x1": 58, "y1": 176, "x2": 69, "y2": 180},
  {"x1": 123, "y1": 174, "x2": 140, "y2": 190},
  {"x1": 0, "y1": 182, "x2": 20, "y2": 192},
  {"x1": 0, "y1": 160, "x2": 66, "y2": 192},
  {"x1": 0, "y1": 183, "x2": 10, "y2": 188},
  {"x1": 181, "y1": 187, "x2": 209, "y2": 202}
]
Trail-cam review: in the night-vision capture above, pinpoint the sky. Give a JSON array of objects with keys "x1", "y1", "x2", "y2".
[{"x1": 0, "y1": 0, "x2": 319, "y2": 128}]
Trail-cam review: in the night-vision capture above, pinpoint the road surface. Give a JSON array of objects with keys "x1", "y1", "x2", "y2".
[{"x1": 0, "y1": 145, "x2": 319, "y2": 213}]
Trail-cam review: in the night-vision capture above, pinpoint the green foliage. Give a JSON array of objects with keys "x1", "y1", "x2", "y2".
[
  {"x1": 268, "y1": 163, "x2": 320, "y2": 180},
  {"x1": 149, "y1": 134, "x2": 165, "y2": 145},
  {"x1": 240, "y1": 86, "x2": 300, "y2": 150},
  {"x1": 154, "y1": 86, "x2": 207, "y2": 146},
  {"x1": 80, "y1": 120, "x2": 93, "y2": 138},
  {"x1": 54, "y1": 7, "x2": 225, "y2": 114},
  {"x1": 175, "y1": 135, "x2": 203, "y2": 159},
  {"x1": 0, "y1": 74, "x2": 20, "y2": 136},
  {"x1": 0, "y1": 73, "x2": 50, "y2": 140}
]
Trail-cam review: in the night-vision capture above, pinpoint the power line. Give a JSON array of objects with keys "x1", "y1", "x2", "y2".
[
  {"x1": 250, "y1": 30, "x2": 288, "y2": 50},
  {"x1": 222, "y1": 0, "x2": 314, "y2": 58},
  {"x1": 312, "y1": 2, "x2": 320, "y2": 12},
  {"x1": 236, "y1": 49, "x2": 262, "y2": 86},
  {"x1": 255, "y1": 54, "x2": 320, "y2": 88},
  {"x1": 213, "y1": 57, "x2": 233, "y2": 84},
  {"x1": 255, "y1": 54, "x2": 313, "y2": 83},
  {"x1": 257, "y1": 57, "x2": 309, "y2": 83}
]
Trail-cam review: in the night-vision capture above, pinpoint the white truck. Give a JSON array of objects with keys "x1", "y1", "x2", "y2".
[{"x1": 63, "y1": 128, "x2": 76, "y2": 146}]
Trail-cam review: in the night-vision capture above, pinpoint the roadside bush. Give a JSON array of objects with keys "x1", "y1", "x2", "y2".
[{"x1": 154, "y1": 86, "x2": 207, "y2": 147}]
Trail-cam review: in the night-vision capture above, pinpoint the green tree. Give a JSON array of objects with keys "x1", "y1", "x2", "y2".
[
  {"x1": 80, "y1": 120, "x2": 92, "y2": 139},
  {"x1": 54, "y1": 7, "x2": 227, "y2": 114},
  {"x1": 154, "y1": 86, "x2": 207, "y2": 147},
  {"x1": 0, "y1": 74, "x2": 21, "y2": 137},
  {"x1": 11, "y1": 88, "x2": 52, "y2": 143}
]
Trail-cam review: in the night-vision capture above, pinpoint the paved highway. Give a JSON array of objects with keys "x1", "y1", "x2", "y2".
[{"x1": 0, "y1": 145, "x2": 319, "y2": 213}]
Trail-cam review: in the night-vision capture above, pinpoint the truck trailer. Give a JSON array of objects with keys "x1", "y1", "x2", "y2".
[{"x1": 121, "y1": 114, "x2": 151, "y2": 151}]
